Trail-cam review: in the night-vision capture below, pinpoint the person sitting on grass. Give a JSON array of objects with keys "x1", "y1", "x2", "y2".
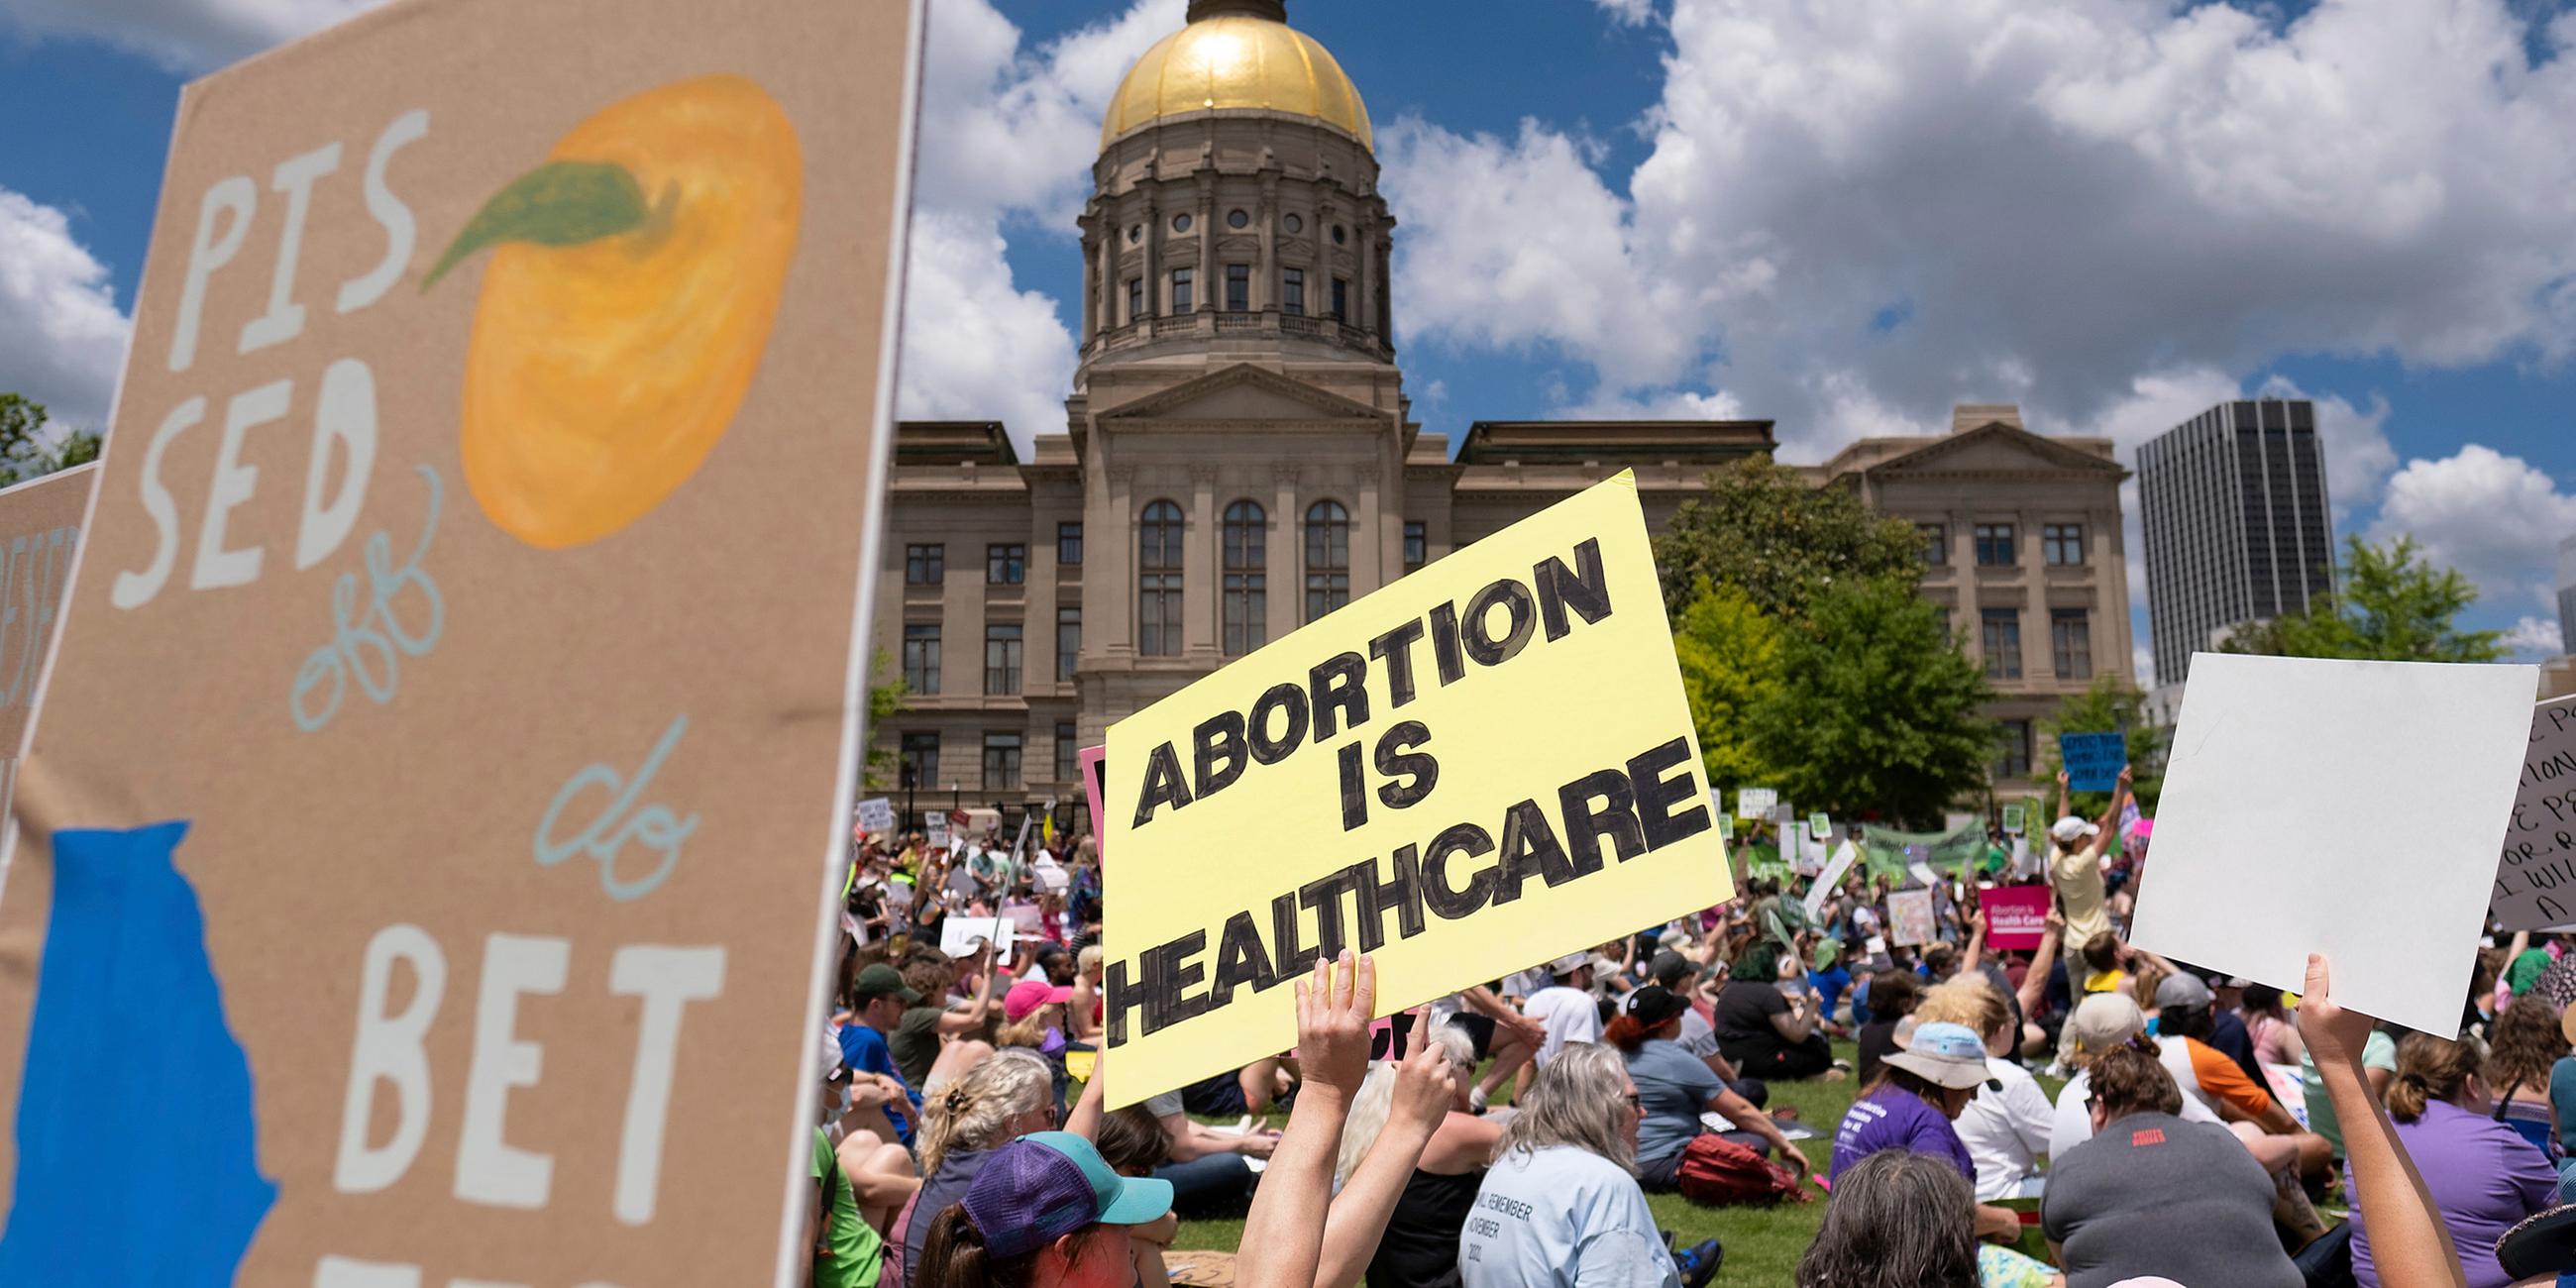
[
  {"x1": 885, "y1": 1049, "x2": 1063, "y2": 1288},
  {"x1": 2150, "y1": 973, "x2": 2331, "y2": 1180},
  {"x1": 1605, "y1": 984, "x2": 1809, "y2": 1194},
  {"x1": 1826, "y1": 1020, "x2": 2023, "y2": 1247},
  {"x1": 1794, "y1": 1149, "x2": 2062, "y2": 1288},
  {"x1": 1716, "y1": 941, "x2": 1835, "y2": 1081},
  {"x1": 1459, "y1": 1041, "x2": 1724, "y2": 1288},
  {"x1": 2348, "y1": 1032, "x2": 2555, "y2": 1288},
  {"x1": 1913, "y1": 980, "x2": 2052, "y2": 1202},
  {"x1": 1853, "y1": 971, "x2": 1922, "y2": 1085},
  {"x1": 2038, "y1": 1042, "x2": 2303, "y2": 1288},
  {"x1": 1332, "y1": 1023, "x2": 1505, "y2": 1288},
  {"x1": 913, "y1": 1130, "x2": 1174, "y2": 1288}
]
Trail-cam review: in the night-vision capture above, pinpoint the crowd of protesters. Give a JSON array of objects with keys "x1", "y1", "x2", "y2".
[{"x1": 809, "y1": 770, "x2": 2576, "y2": 1288}]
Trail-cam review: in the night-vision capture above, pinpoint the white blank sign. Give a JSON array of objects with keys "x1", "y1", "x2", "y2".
[{"x1": 2129, "y1": 653, "x2": 2534, "y2": 1035}]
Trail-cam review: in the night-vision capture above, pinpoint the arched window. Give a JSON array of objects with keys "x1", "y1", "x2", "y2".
[
  {"x1": 1305, "y1": 500, "x2": 1350, "y2": 623},
  {"x1": 1223, "y1": 500, "x2": 1267, "y2": 656},
  {"x1": 1138, "y1": 500, "x2": 1184, "y2": 657}
]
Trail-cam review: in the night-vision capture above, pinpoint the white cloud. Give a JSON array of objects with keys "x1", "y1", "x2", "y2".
[
  {"x1": 2369, "y1": 444, "x2": 2576, "y2": 601},
  {"x1": 0, "y1": 187, "x2": 132, "y2": 432},
  {"x1": 1594, "y1": 0, "x2": 1658, "y2": 26},
  {"x1": 896, "y1": 0, "x2": 1181, "y2": 454},
  {"x1": 897, "y1": 210, "x2": 1076, "y2": 442},
  {"x1": 2505, "y1": 614, "x2": 2565, "y2": 659},
  {"x1": 1382, "y1": 0, "x2": 2576, "y2": 459},
  {"x1": 0, "y1": 0, "x2": 382, "y2": 73}
]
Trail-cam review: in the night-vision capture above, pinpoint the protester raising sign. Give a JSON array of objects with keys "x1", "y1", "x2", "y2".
[
  {"x1": 1980, "y1": 886, "x2": 2052, "y2": 951},
  {"x1": 0, "y1": 1, "x2": 924, "y2": 1281},
  {"x1": 2059, "y1": 731, "x2": 2127, "y2": 793},
  {"x1": 1102, "y1": 473, "x2": 1726, "y2": 1108},
  {"x1": 1735, "y1": 787, "x2": 1776, "y2": 820},
  {"x1": 1886, "y1": 889, "x2": 1937, "y2": 946}
]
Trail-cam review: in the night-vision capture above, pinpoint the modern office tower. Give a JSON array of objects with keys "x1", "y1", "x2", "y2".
[{"x1": 2136, "y1": 397, "x2": 2334, "y2": 689}]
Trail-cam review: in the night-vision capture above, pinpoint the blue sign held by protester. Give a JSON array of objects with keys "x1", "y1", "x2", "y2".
[{"x1": 2059, "y1": 731, "x2": 2128, "y2": 792}]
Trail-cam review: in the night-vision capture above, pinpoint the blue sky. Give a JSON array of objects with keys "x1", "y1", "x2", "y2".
[{"x1": 6, "y1": 0, "x2": 2576, "y2": 679}]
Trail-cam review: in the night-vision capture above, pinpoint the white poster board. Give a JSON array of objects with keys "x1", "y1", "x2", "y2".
[
  {"x1": 1803, "y1": 840, "x2": 1860, "y2": 919},
  {"x1": 2129, "y1": 653, "x2": 2534, "y2": 1034},
  {"x1": 940, "y1": 915, "x2": 1013, "y2": 958},
  {"x1": 2496, "y1": 697, "x2": 2576, "y2": 929},
  {"x1": 856, "y1": 797, "x2": 897, "y2": 834},
  {"x1": 1736, "y1": 788, "x2": 1777, "y2": 820},
  {"x1": 926, "y1": 814, "x2": 949, "y2": 849}
]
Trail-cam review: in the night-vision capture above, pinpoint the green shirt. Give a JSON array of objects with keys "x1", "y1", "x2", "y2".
[
  {"x1": 889, "y1": 1005, "x2": 947, "y2": 1086},
  {"x1": 2510, "y1": 948, "x2": 2554, "y2": 996},
  {"x1": 812, "y1": 1128, "x2": 883, "y2": 1288},
  {"x1": 2300, "y1": 1029, "x2": 2399, "y2": 1157}
]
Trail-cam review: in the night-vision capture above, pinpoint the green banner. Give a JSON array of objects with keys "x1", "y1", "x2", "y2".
[{"x1": 1857, "y1": 818, "x2": 1986, "y2": 884}]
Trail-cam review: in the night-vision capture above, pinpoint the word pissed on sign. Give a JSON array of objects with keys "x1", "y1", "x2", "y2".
[{"x1": 1102, "y1": 473, "x2": 1728, "y2": 1108}]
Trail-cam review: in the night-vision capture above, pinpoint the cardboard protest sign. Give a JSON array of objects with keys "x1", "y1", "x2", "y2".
[
  {"x1": 1081, "y1": 744, "x2": 1106, "y2": 855},
  {"x1": 855, "y1": 797, "x2": 896, "y2": 835},
  {"x1": 0, "y1": 465, "x2": 92, "y2": 855},
  {"x1": 1736, "y1": 787, "x2": 1776, "y2": 820},
  {"x1": 925, "y1": 813, "x2": 949, "y2": 850},
  {"x1": 0, "y1": 1, "x2": 924, "y2": 1282},
  {"x1": 1101, "y1": 473, "x2": 1725, "y2": 1107},
  {"x1": 1808, "y1": 812, "x2": 1830, "y2": 841},
  {"x1": 1981, "y1": 886, "x2": 2051, "y2": 951},
  {"x1": 1886, "y1": 889, "x2": 1936, "y2": 946},
  {"x1": 2000, "y1": 805, "x2": 2024, "y2": 835},
  {"x1": 1716, "y1": 811, "x2": 1735, "y2": 841},
  {"x1": 2494, "y1": 698, "x2": 2576, "y2": 930},
  {"x1": 2059, "y1": 731, "x2": 2127, "y2": 793},
  {"x1": 2130, "y1": 654, "x2": 2533, "y2": 1035}
]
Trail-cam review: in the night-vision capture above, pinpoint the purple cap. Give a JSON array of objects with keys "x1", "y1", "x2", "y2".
[{"x1": 960, "y1": 1131, "x2": 1173, "y2": 1258}]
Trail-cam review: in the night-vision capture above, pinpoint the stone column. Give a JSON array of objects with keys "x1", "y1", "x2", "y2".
[
  {"x1": 1141, "y1": 190, "x2": 1159, "y2": 321},
  {"x1": 1078, "y1": 226, "x2": 1098, "y2": 339},
  {"x1": 1096, "y1": 224, "x2": 1116, "y2": 341},
  {"x1": 1198, "y1": 176, "x2": 1217, "y2": 323},
  {"x1": 1355, "y1": 213, "x2": 1375, "y2": 341},
  {"x1": 1270, "y1": 465, "x2": 1300, "y2": 634},
  {"x1": 1185, "y1": 465, "x2": 1218, "y2": 660},
  {"x1": 1354, "y1": 460, "x2": 1384, "y2": 596},
  {"x1": 2022, "y1": 505, "x2": 2049, "y2": 684},
  {"x1": 1101, "y1": 459, "x2": 1135, "y2": 659},
  {"x1": 1256, "y1": 175, "x2": 1278, "y2": 313}
]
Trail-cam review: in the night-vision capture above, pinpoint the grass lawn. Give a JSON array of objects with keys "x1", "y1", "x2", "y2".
[{"x1": 1171, "y1": 1040, "x2": 2069, "y2": 1288}]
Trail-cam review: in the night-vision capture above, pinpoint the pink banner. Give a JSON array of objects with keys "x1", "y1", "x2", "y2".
[
  {"x1": 1081, "y1": 744, "x2": 1106, "y2": 862},
  {"x1": 1981, "y1": 886, "x2": 2052, "y2": 951}
]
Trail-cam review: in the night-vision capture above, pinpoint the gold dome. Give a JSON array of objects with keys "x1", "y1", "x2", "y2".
[{"x1": 1101, "y1": 6, "x2": 1372, "y2": 152}]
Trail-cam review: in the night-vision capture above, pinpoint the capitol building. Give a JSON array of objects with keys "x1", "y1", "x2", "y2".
[{"x1": 871, "y1": 0, "x2": 2133, "y2": 832}]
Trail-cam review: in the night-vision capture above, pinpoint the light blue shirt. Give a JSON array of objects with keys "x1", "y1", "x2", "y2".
[{"x1": 1459, "y1": 1146, "x2": 1678, "y2": 1288}]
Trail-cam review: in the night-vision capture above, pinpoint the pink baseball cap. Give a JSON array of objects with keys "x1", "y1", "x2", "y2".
[{"x1": 1005, "y1": 977, "x2": 1073, "y2": 1021}]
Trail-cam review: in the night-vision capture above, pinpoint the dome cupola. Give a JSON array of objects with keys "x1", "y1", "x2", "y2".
[{"x1": 1100, "y1": 0, "x2": 1371, "y2": 152}]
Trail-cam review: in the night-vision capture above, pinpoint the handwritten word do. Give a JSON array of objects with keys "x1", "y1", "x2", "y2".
[
  {"x1": 535, "y1": 715, "x2": 698, "y2": 902},
  {"x1": 290, "y1": 464, "x2": 444, "y2": 731}
]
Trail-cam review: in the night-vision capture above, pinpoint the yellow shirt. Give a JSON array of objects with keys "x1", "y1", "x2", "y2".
[{"x1": 2050, "y1": 840, "x2": 2111, "y2": 945}]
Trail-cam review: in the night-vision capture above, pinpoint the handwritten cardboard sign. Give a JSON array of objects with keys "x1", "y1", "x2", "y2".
[
  {"x1": 2130, "y1": 654, "x2": 2533, "y2": 1035},
  {"x1": 0, "y1": 1, "x2": 924, "y2": 1282},
  {"x1": 2058, "y1": 731, "x2": 2127, "y2": 793},
  {"x1": 1887, "y1": 889, "x2": 1937, "y2": 946},
  {"x1": 1101, "y1": 474, "x2": 1726, "y2": 1108},
  {"x1": 854, "y1": 797, "x2": 896, "y2": 835},
  {"x1": 1736, "y1": 787, "x2": 1776, "y2": 820},
  {"x1": 1980, "y1": 886, "x2": 2051, "y2": 951},
  {"x1": 2494, "y1": 698, "x2": 2576, "y2": 930}
]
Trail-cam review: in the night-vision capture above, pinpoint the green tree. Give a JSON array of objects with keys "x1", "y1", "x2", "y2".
[
  {"x1": 1671, "y1": 577, "x2": 1785, "y2": 790},
  {"x1": 1745, "y1": 578, "x2": 1997, "y2": 827},
  {"x1": 2221, "y1": 535, "x2": 2503, "y2": 662},
  {"x1": 2039, "y1": 675, "x2": 2167, "y2": 814},
  {"x1": 1652, "y1": 455, "x2": 1928, "y2": 620},
  {"x1": 0, "y1": 393, "x2": 101, "y2": 485},
  {"x1": 863, "y1": 650, "x2": 909, "y2": 791}
]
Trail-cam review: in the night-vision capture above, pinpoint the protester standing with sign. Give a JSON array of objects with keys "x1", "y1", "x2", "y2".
[
  {"x1": 0, "y1": 1, "x2": 925, "y2": 1283},
  {"x1": 2048, "y1": 766, "x2": 2131, "y2": 947},
  {"x1": 1101, "y1": 474, "x2": 1727, "y2": 1108}
]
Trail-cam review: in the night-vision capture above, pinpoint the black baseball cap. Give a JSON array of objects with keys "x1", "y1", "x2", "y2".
[{"x1": 1623, "y1": 985, "x2": 1689, "y2": 1028}]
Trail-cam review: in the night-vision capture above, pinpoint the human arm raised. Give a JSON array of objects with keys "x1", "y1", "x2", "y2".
[
  {"x1": 1314, "y1": 1014, "x2": 1456, "y2": 1288},
  {"x1": 934, "y1": 954, "x2": 997, "y2": 1033},
  {"x1": 1238, "y1": 951, "x2": 1375, "y2": 1288},
  {"x1": 2300, "y1": 952, "x2": 2466, "y2": 1288},
  {"x1": 2014, "y1": 907, "x2": 2064, "y2": 1020}
]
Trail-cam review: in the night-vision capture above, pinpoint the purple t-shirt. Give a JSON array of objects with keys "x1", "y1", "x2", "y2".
[
  {"x1": 1829, "y1": 1084, "x2": 1976, "y2": 1185},
  {"x1": 2350, "y1": 1099, "x2": 2556, "y2": 1288}
]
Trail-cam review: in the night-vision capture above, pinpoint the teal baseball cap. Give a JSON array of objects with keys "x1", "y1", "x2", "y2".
[{"x1": 960, "y1": 1131, "x2": 1173, "y2": 1257}]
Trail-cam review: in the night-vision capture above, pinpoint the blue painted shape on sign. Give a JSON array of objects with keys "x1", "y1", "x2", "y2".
[
  {"x1": 2059, "y1": 732, "x2": 2128, "y2": 793},
  {"x1": 0, "y1": 820, "x2": 274, "y2": 1285}
]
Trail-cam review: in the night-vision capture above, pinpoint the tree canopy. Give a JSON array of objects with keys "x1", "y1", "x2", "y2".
[
  {"x1": 2219, "y1": 535, "x2": 2502, "y2": 663},
  {"x1": 0, "y1": 394, "x2": 100, "y2": 486},
  {"x1": 1653, "y1": 456, "x2": 1926, "y2": 622}
]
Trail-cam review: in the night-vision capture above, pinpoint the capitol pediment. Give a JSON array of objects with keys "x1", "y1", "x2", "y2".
[
  {"x1": 1871, "y1": 422, "x2": 2123, "y2": 477},
  {"x1": 1098, "y1": 362, "x2": 1387, "y2": 426}
]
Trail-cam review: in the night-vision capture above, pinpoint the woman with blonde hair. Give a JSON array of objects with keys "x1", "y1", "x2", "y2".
[
  {"x1": 1914, "y1": 979, "x2": 2052, "y2": 1201},
  {"x1": 2348, "y1": 1033, "x2": 2553, "y2": 1288},
  {"x1": 883, "y1": 1049, "x2": 1063, "y2": 1288}
]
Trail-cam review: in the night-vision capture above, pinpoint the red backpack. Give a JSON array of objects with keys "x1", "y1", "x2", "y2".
[{"x1": 1675, "y1": 1133, "x2": 1810, "y2": 1207}]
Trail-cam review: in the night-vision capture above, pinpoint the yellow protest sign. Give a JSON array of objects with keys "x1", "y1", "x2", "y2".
[{"x1": 1102, "y1": 472, "x2": 1727, "y2": 1107}]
